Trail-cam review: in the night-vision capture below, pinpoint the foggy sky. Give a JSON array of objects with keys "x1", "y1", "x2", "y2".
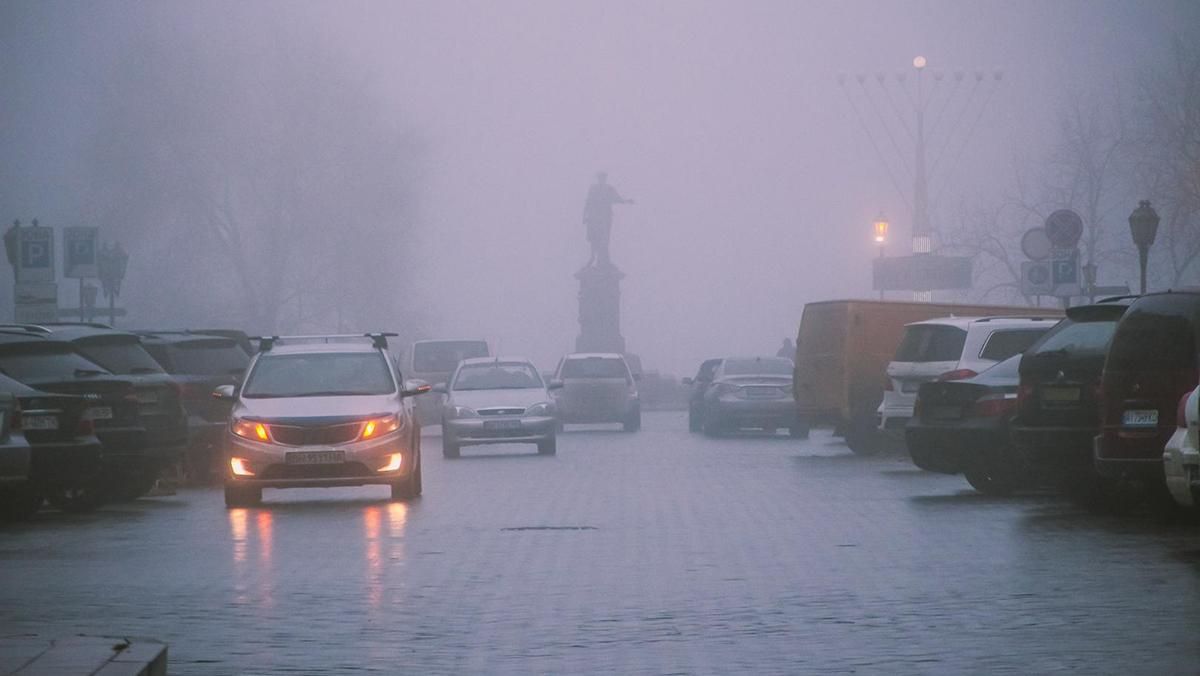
[{"x1": 3, "y1": 0, "x2": 1197, "y2": 376}]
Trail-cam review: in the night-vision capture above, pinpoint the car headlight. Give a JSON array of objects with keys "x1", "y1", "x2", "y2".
[
  {"x1": 448, "y1": 405, "x2": 477, "y2": 418},
  {"x1": 360, "y1": 414, "x2": 403, "y2": 440},
  {"x1": 525, "y1": 402, "x2": 553, "y2": 416},
  {"x1": 232, "y1": 418, "x2": 271, "y2": 442}
]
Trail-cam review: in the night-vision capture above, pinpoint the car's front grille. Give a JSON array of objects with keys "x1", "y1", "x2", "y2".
[
  {"x1": 269, "y1": 422, "x2": 361, "y2": 446},
  {"x1": 260, "y1": 462, "x2": 371, "y2": 480},
  {"x1": 478, "y1": 408, "x2": 525, "y2": 416}
]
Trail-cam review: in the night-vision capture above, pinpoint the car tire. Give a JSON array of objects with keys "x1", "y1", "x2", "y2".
[
  {"x1": 391, "y1": 453, "x2": 422, "y2": 501},
  {"x1": 537, "y1": 435, "x2": 557, "y2": 455},
  {"x1": 111, "y1": 468, "x2": 161, "y2": 502},
  {"x1": 688, "y1": 406, "x2": 702, "y2": 433},
  {"x1": 442, "y1": 434, "x2": 460, "y2": 459},
  {"x1": 844, "y1": 425, "x2": 888, "y2": 455},
  {"x1": 623, "y1": 408, "x2": 641, "y2": 433},
  {"x1": 963, "y1": 463, "x2": 1018, "y2": 496},
  {"x1": 702, "y1": 417, "x2": 725, "y2": 437},
  {"x1": 224, "y1": 484, "x2": 262, "y2": 508},
  {"x1": 46, "y1": 485, "x2": 106, "y2": 513}
]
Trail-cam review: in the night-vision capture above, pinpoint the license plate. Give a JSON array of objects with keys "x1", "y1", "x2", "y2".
[
  {"x1": 483, "y1": 419, "x2": 522, "y2": 431},
  {"x1": 135, "y1": 390, "x2": 159, "y2": 404},
  {"x1": 930, "y1": 405, "x2": 962, "y2": 420},
  {"x1": 1041, "y1": 387, "x2": 1081, "y2": 405},
  {"x1": 286, "y1": 450, "x2": 345, "y2": 465},
  {"x1": 89, "y1": 407, "x2": 114, "y2": 421},
  {"x1": 1122, "y1": 409, "x2": 1159, "y2": 428},
  {"x1": 745, "y1": 387, "x2": 777, "y2": 398},
  {"x1": 22, "y1": 415, "x2": 59, "y2": 430}
]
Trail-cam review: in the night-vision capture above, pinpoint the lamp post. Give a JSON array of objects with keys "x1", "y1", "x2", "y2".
[
  {"x1": 873, "y1": 214, "x2": 889, "y2": 300},
  {"x1": 1127, "y1": 200, "x2": 1160, "y2": 295},
  {"x1": 1082, "y1": 261, "x2": 1098, "y2": 303},
  {"x1": 97, "y1": 242, "x2": 129, "y2": 326}
]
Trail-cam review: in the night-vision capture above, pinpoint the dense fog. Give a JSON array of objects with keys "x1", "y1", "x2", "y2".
[{"x1": 2, "y1": 0, "x2": 1198, "y2": 376}]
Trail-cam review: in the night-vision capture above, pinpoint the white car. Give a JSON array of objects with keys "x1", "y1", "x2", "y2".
[
  {"x1": 438, "y1": 357, "x2": 561, "y2": 458},
  {"x1": 1164, "y1": 385, "x2": 1199, "y2": 509},
  {"x1": 878, "y1": 315, "x2": 1059, "y2": 434}
]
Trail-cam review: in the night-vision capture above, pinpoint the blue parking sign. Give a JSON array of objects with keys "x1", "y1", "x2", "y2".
[
  {"x1": 64, "y1": 227, "x2": 99, "y2": 279},
  {"x1": 17, "y1": 226, "x2": 55, "y2": 283},
  {"x1": 1052, "y1": 250, "x2": 1079, "y2": 285}
]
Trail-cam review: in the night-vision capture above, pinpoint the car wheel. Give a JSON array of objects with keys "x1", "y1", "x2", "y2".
[
  {"x1": 702, "y1": 417, "x2": 725, "y2": 437},
  {"x1": 442, "y1": 434, "x2": 460, "y2": 459},
  {"x1": 537, "y1": 435, "x2": 557, "y2": 455},
  {"x1": 46, "y1": 484, "x2": 107, "y2": 513},
  {"x1": 688, "y1": 406, "x2": 702, "y2": 433},
  {"x1": 0, "y1": 486, "x2": 43, "y2": 521},
  {"x1": 391, "y1": 450, "x2": 422, "y2": 501},
  {"x1": 224, "y1": 484, "x2": 262, "y2": 508},
  {"x1": 844, "y1": 424, "x2": 888, "y2": 455},
  {"x1": 111, "y1": 469, "x2": 161, "y2": 502},
  {"x1": 963, "y1": 464, "x2": 1018, "y2": 496},
  {"x1": 623, "y1": 408, "x2": 641, "y2": 433}
]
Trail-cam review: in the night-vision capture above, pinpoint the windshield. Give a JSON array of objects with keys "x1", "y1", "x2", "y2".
[
  {"x1": 452, "y1": 362, "x2": 543, "y2": 390},
  {"x1": 561, "y1": 357, "x2": 629, "y2": 379},
  {"x1": 722, "y1": 357, "x2": 793, "y2": 376},
  {"x1": 0, "y1": 347, "x2": 110, "y2": 381},
  {"x1": 981, "y1": 354, "x2": 1023, "y2": 380},
  {"x1": 412, "y1": 341, "x2": 489, "y2": 373},
  {"x1": 1030, "y1": 319, "x2": 1118, "y2": 358},
  {"x1": 75, "y1": 338, "x2": 165, "y2": 375},
  {"x1": 242, "y1": 352, "x2": 395, "y2": 398},
  {"x1": 1108, "y1": 299, "x2": 1200, "y2": 370},
  {"x1": 168, "y1": 340, "x2": 251, "y2": 376},
  {"x1": 895, "y1": 324, "x2": 967, "y2": 362}
]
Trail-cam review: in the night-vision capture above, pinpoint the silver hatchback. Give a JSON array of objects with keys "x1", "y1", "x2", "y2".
[{"x1": 553, "y1": 353, "x2": 640, "y2": 431}]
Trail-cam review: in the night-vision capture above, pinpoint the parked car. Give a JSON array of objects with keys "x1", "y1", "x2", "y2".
[
  {"x1": 1095, "y1": 291, "x2": 1200, "y2": 501},
  {"x1": 1163, "y1": 384, "x2": 1199, "y2": 510},
  {"x1": 405, "y1": 339, "x2": 490, "y2": 426},
  {"x1": 791, "y1": 299, "x2": 1060, "y2": 455},
  {"x1": 693, "y1": 356, "x2": 797, "y2": 437},
  {"x1": 0, "y1": 392, "x2": 38, "y2": 521},
  {"x1": 0, "y1": 372, "x2": 105, "y2": 512},
  {"x1": 1012, "y1": 298, "x2": 1135, "y2": 502},
  {"x1": 0, "y1": 331, "x2": 151, "y2": 503},
  {"x1": 216, "y1": 333, "x2": 428, "y2": 508},
  {"x1": 684, "y1": 358, "x2": 722, "y2": 433},
  {"x1": 552, "y1": 353, "x2": 640, "y2": 431},
  {"x1": 137, "y1": 330, "x2": 253, "y2": 482},
  {"x1": 438, "y1": 357, "x2": 560, "y2": 457},
  {"x1": 878, "y1": 316, "x2": 1058, "y2": 437},
  {"x1": 906, "y1": 355, "x2": 1024, "y2": 495}
]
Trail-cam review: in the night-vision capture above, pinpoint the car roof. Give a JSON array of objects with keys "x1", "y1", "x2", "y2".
[
  {"x1": 459, "y1": 356, "x2": 532, "y2": 366},
  {"x1": 0, "y1": 324, "x2": 141, "y2": 342},
  {"x1": 412, "y1": 338, "x2": 488, "y2": 346},
  {"x1": 563, "y1": 352, "x2": 624, "y2": 359},
  {"x1": 262, "y1": 342, "x2": 382, "y2": 356},
  {"x1": 0, "y1": 330, "x2": 60, "y2": 347},
  {"x1": 905, "y1": 315, "x2": 1060, "y2": 329}
]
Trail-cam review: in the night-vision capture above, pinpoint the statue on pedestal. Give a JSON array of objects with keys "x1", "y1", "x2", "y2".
[{"x1": 582, "y1": 172, "x2": 633, "y2": 268}]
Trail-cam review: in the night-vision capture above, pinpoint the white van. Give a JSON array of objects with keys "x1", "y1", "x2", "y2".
[{"x1": 877, "y1": 316, "x2": 1059, "y2": 434}]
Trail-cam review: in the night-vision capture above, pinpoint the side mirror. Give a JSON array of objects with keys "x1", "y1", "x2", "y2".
[
  {"x1": 212, "y1": 384, "x2": 236, "y2": 401},
  {"x1": 681, "y1": 377, "x2": 693, "y2": 386},
  {"x1": 432, "y1": 383, "x2": 448, "y2": 394},
  {"x1": 402, "y1": 379, "x2": 431, "y2": 398},
  {"x1": 547, "y1": 379, "x2": 564, "y2": 390}
]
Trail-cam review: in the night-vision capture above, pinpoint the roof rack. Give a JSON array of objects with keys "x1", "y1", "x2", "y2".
[
  {"x1": 972, "y1": 315, "x2": 1063, "y2": 323},
  {"x1": 254, "y1": 332, "x2": 399, "y2": 352}
]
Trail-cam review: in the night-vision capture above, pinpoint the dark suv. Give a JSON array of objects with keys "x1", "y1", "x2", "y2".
[
  {"x1": 1013, "y1": 298, "x2": 1135, "y2": 500},
  {"x1": 1094, "y1": 291, "x2": 1200, "y2": 495},
  {"x1": 0, "y1": 331, "x2": 151, "y2": 501},
  {"x1": 137, "y1": 330, "x2": 252, "y2": 482}
]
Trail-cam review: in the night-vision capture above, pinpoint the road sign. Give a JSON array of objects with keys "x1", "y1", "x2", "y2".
[
  {"x1": 1044, "y1": 209, "x2": 1083, "y2": 248},
  {"x1": 63, "y1": 227, "x2": 99, "y2": 279},
  {"x1": 1020, "y1": 227, "x2": 1053, "y2": 261},
  {"x1": 1052, "y1": 250, "x2": 1079, "y2": 285},
  {"x1": 13, "y1": 282, "x2": 58, "y2": 324},
  {"x1": 1021, "y1": 261, "x2": 1053, "y2": 295},
  {"x1": 16, "y1": 226, "x2": 55, "y2": 283},
  {"x1": 872, "y1": 255, "x2": 973, "y2": 291}
]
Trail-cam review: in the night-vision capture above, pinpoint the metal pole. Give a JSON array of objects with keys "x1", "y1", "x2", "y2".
[
  {"x1": 878, "y1": 245, "x2": 885, "y2": 300},
  {"x1": 109, "y1": 294, "x2": 116, "y2": 327},
  {"x1": 1138, "y1": 245, "x2": 1149, "y2": 295}
]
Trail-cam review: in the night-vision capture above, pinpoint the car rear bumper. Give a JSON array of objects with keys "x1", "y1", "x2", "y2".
[
  {"x1": 29, "y1": 440, "x2": 104, "y2": 486},
  {"x1": 1163, "y1": 429, "x2": 1199, "y2": 508},
  {"x1": 708, "y1": 400, "x2": 796, "y2": 428},
  {"x1": 905, "y1": 425, "x2": 1006, "y2": 475},
  {"x1": 1011, "y1": 426, "x2": 1096, "y2": 474},
  {"x1": 443, "y1": 416, "x2": 556, "y2": 445}
]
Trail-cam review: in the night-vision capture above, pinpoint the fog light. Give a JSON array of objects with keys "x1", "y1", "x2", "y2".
[
  {"x1": 377, "y1": 453, "x2": 403, "y2": 472},
  {"x1": 230, "y1": 457, "x2": 255, "y2": 477}
]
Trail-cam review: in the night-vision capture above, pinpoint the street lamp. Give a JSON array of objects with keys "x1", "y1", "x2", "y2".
[
  {"x1": 1082, "y1": 260, "x2": 1098, "y2": 302},
  {"x1": 1127, "y1": 200, "x2": 1160, "y2": 295},
  {"x1": 873, "y1": 214, "x2": 889, "y2": 300}
]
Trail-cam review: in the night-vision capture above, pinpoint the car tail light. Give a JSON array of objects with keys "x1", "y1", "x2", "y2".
[
  {"x1": 884, "y1": 376, "x2": 894, "y2": 392},
  {"x1": 1178, "y1": 392, "x2": 1191, "y2": 429},
  {"x1": 1016, "y1": 381, "x2": 1034, "y2": 412},
  {"x1": 938, "y1": 369, "x2": 978, "y2": 382},
  {"x1": 77, "y1": 414, "x2": 95, "y2": 435},
  {"x1": 973, "y1": 392, "x2": 1018, "y2": 418}
]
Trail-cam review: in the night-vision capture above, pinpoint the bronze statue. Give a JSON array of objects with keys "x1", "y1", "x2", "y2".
[{"x1": 582, "y1": 172, "x2": 633, "y2": 267}]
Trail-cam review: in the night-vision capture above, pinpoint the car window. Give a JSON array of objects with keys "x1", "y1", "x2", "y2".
[
  {"x1": 980, "y1": 354, "x2": 1022, "y2": 379},
  {"x1": 722, "y1": 357, "x2": 793, "y2": 376},
  {"x1": 561, "y1": 358, "x2": 628, "y2": 379},
  {"x1": 978, "y1": 328, "x2": 1050, "y2": 361},
  {"x1": 0, "y1": 346, "x2": 111, "y2": 381},
  {"x1": 168, "y1": 339, "x2": 251, "y2": 376},
  {"x1": 1029, "y1": 319, "x2": 1117, "y2": 357},
  {"x1": 1108, "y1": 302, "x2": 1199, "y2": 371},
  {"x1": 696, "y1": 359, "x2": 721, "y2": 381},
  {"x1": 73, "y1": 337, "x2": 165, "y2": 375},
  {"x1": 412, "y1": 341, "x2": 489, "y2": 373},
  {"x1": 894, "y1": 325, "x2": 967, "y2": 362},
  {"x1": 242, "y1": 352, "x2": 395, "y2": 398},
  {"x1": 452, "y1": 363, "x2": 542, "y2": 390}
]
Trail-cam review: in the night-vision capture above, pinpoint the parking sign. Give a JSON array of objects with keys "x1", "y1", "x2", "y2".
[
  {"x1": 64, "y1": 227, "x2": 99, "y2": 279},
  {"x1": 17, "y1": 226, "x2": 55, "y2": 283}
]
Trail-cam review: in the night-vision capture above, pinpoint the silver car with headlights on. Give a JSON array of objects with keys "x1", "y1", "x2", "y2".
[
  {"x1": 438, "y1": 357, "x2": 561, "y2": 457},
  {"x1": 215, "y1": 334, "x2": 430, "y2": 508}
]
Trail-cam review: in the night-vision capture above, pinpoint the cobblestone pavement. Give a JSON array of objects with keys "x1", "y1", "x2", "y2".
[{"x1": 2, "y1": 411, "x2": 1200, "y2": 674}]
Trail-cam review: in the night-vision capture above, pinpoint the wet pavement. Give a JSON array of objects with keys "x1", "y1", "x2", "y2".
[{"x1": 2, "y1": 411, "x2": 1200, "y2": 674}]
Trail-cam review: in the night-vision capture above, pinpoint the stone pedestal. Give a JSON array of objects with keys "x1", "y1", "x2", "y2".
[{"x1": 575, "y1": 262, "x2": 625, "y2": 354}]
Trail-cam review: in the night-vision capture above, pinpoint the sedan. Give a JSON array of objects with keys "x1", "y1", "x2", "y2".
[
  {"x1": 439, "y1": 357, "x2": 561, "y2": 457},
  {"x1": 694, "y1": 357, "x2": 797, "y2": 437},
  {"x1": 906, "y1": 354, "x2": 1024, "y2": 495}
]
